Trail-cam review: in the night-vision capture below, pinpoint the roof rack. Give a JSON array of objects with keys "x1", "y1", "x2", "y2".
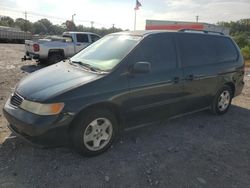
[{"x1": 178, "y1": 29, "x2": 224, "y2": 35}]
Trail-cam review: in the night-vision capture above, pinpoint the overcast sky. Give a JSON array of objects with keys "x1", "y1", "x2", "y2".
[{"x1": 0, "y1": 0, "x2": 250, "y2": 30}]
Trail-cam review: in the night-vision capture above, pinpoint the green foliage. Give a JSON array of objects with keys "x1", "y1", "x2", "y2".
[
  {"x1": 218, "y1": 19, "x2": 250, "y2": 35},
  {"x1": 233, "y1": 33, "x2": 249, "y2": 48},
  {"x1": 219, "y1": 19, "x2": 250, "y2": 53},
  {"x1": 241, "y1": 46, "x2": 250, "y2": 60},
  {"x1": 15, "y1": 18, "x2": 32, "y2": 31},
  {"x1": 76, "y1": 25, "x2": 123, "y2": 36},
  {"x1": 0, "y1": 16, "x2": 124, "y2": 36},
  {"x1": 32, "y1": 21, "x2": 47, "y2": 34},
  {"x1": 0, "y1": 16, "x2": 14, "y2": 27}
]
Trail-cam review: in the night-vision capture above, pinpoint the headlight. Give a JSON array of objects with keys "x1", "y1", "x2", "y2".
[{"x1": 20, "y1": 100, "x2": 64, "y2": 115}]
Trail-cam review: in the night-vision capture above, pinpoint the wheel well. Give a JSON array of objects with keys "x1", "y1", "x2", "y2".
[
  {"x1": 48, "y1": 49, "x2": 65, "y2": 58},
  {"x1": 70, "y1": 102, "x2": 122, "y2": 128},
  {"x1": 225, "y1": 82, "x2": 235, "y2": 96}
]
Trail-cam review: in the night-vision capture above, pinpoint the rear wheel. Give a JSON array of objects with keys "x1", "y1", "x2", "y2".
[
  {"x1": 211, "y1": 85, "x2": 233, "y2": 115},
  {"x1": 48, "y1": 52, "x2": 64, "y2": 64},
  {"x1": 70, "y1": 109, "x2": 118, "y2": 156}
]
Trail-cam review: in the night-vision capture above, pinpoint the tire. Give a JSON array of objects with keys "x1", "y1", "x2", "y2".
[
  {"x1": 48, "y1": 52, "x2": 63, "y2": 64},
  {"x1": 211, "y1": 85, "x2": 233, "y2": 115},
  {"x1": 70, "y1": 109, "x2": 118, "y2": 156}
]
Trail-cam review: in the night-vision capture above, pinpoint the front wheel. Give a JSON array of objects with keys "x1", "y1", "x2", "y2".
[
  {"x1": 70, "y1": 109, "x2": 118, "y2": 156},
  {"x1": 211, "y1": 85, "x2": 233, "y2": 115}
]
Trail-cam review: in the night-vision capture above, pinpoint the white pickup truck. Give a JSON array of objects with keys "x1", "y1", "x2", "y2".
[{"x1": 23, "y1": 31, "x2": 101, "y2": 64}]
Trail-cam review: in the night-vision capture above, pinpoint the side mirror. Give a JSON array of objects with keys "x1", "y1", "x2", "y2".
[{"x1": 133, "y1": 62, "x2": 151, "y2": 74}]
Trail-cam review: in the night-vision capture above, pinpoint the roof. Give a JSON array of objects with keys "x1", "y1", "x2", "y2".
[
  {"x1": 63, "y1": 31, "x2": 100, "y2": 36},
  {"x1": 112, "y1": 29, "x2": 225, "y2": 37},
  {"x1": 112, "y1": 30, "x2": 177, "y2": 36}
]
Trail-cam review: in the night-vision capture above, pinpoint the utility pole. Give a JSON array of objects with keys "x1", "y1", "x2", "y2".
[
  {"x1": 112, "y1": 24, "x2": 115, "y2": 29},
  {"x1": 91, "y1": 21, "x2": 94, "y2": 28},
  {"x1": 72, "y1": 14, "x2": 76, "y2": 23},
  {"x1": 24, "y1": 11, "x2": 27, "y2": 31},
  {"x1": 196, "y1": 15, "x2": 199, "y2": 23},
  {"x1": 134, "y1": 10, "x2": 137, "y2": 30}
]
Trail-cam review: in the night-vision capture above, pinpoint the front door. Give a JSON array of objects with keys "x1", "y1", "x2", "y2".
[{"x1": 125, "y1": 33, "x2": 184, "y2": 127}]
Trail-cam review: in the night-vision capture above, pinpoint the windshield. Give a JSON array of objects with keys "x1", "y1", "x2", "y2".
[{"x1": 70, "y1": 34, "x2": 142, "y2": 72}]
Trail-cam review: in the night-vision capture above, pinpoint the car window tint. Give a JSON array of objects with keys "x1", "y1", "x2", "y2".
[
  {"x1": 178, "y1": 33, "x2": 238, "y2": 67},
  {"x1": 131, "y1": 33, "x2": 177, "y2": 71},
  {"x1": 90, "y1": 34, "x2": 100, "y2": 42},
  {"x1": 177, "y1": 33, "x2": 217, "y2": 67},
  {"x1": 214, "y1": 37, "x2": 238, "y2": 63},
  {"x1": 76, "y1": 34, "x2": 89, "y2": 43}
]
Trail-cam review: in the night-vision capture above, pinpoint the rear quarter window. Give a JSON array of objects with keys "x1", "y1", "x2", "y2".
[{"x1": 214, "y1": 37, "x2": 238, "y2": 63}]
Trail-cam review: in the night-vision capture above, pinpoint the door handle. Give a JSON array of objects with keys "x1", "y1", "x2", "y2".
[
  {"x1": 76, "y1": 44, "x2": 81, "y2": 46},
  {"x1": 173, "y1": 77, "x2": 180, "y2": 83},
  {"x1": 185, "y1": 75, "x2": 194, "y2": 81}
]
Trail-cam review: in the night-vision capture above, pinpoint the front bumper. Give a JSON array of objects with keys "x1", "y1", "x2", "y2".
[{"x1": 3, "y1": 99, "x2": 74, "y2": 146}]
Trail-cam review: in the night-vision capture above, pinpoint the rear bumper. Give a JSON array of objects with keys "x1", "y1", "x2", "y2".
[
  {"x1": 24, "y1": 51, "x2": 40, "y2": 60},
  {"x1": 3, "y1": 99, "x2": 74, "y2": 146}
]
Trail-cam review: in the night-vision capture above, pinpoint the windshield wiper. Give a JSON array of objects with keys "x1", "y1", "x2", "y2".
[{"x1": 68, "y1": 59, "x2": 108, "y2": 74}]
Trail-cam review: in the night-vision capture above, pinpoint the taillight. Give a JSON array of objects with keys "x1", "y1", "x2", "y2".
[{"x1": 33, "y1": 44, "x2": 40, "y2": 52}]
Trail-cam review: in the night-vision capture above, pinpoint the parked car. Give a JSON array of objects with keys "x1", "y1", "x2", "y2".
[
  {"x1": 23, "y1": 31, "x2": 101, "y2": 64},
  {"x1": 4, "y1": 30, "x2": 245, "y2": 156}
]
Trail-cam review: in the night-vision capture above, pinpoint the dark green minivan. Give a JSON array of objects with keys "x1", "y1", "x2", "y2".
[{"x1": 3, "y1": 30, "x2": 245, "y2": 156}]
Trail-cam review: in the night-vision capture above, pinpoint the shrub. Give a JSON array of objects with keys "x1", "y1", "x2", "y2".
[{"x1": 241, "y1": 46, "x2": 250, "y2": 60}]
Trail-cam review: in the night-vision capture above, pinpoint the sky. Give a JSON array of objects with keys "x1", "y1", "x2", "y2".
[{"x1": 0, "y1": 0, "x2": 250, "y2": 30}]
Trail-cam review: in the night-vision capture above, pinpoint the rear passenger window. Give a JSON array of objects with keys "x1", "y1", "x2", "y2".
[
  {"x1": 130, "y1": 34, "x2": 177, "y2": 71},
  {"x1": 76, "y1": 34, "x2": 89, "y2": 43},
  {"x1": 215, "y1": 37, "x2": 238, "y2": 63},
  {"x1": 178, "y1": 34, "x2": 217, "y2": 67},
  {"x1": 90, "y1": 34, "x2": 100, "y2": 42}
]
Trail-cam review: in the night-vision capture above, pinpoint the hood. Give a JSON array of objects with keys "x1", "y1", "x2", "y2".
[{"x1": 17, "y1": 61, "x2": 102, "y2": 101}]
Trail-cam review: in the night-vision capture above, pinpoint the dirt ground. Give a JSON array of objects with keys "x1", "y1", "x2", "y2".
[{"x1": 0, "y1": 43, "x2": 250, "y2": 188}]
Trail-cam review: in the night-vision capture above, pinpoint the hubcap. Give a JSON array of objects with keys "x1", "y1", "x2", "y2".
[
  {"x1": 218, "y1": 90, "x2": 230, "y2": 111},
  {"x1": 83, "y1": 118, "x2": 113, "y2": 151}
]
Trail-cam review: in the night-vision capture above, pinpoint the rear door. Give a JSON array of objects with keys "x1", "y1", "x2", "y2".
[
  {"x1": 126, "y1": 33, "x2": 184, "y2": 127},
  {"x1": 75, "y1": 33, "x2": 90, "y2": 53},
  {"x1": 176, "y1": 33, "x2": 219, "y2": 111}
]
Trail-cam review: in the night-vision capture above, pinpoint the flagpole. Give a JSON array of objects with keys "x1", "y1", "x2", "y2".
[{"x1": 134, "y1": 9, "x2": 137, "y2": 30}]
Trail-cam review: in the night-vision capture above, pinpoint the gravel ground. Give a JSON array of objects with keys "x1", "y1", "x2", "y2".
[{"x1": 0, "y1": 43, "x2": 250, "y2": 188}]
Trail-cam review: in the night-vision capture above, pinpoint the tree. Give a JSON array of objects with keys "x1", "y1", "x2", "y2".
[
  {"x1": 0, "y1": 16, "x2": 14, "y2": 27},
  {"x1": 233, "y1": 33, "x2": 249, "y2": 48},
  {"x1": 218, "y1": 19, "x2": 250, "y2": 35},
  {"x1": 15, "y1": 18, "x2": 32, "y2": 32},
  {"x1": 49, "y1": 24, "x2": 64, "y2": 35},
  {"x1": 33, "y1": 21, "x2": 47, "y2": 34},
  {"x1": 241, "y1": 46, "x2": 250, "y2": 60},
  {"x1": 38, "y1": 18, "x2": 52, "y2": 31}
]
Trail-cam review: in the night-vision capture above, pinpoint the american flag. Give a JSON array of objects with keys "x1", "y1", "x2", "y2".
[{"x1": 134, "y1": 0, "x2": 142, "y2": 10}]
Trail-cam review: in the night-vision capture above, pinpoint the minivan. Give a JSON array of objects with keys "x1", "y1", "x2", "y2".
[{"x1": 3, "y1": 30, "x2": 245, "y2": 156}]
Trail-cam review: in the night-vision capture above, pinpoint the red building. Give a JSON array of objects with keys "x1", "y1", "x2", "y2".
[{"x1": 146, "y1": 20, "x2": 230, "y2": 35}]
